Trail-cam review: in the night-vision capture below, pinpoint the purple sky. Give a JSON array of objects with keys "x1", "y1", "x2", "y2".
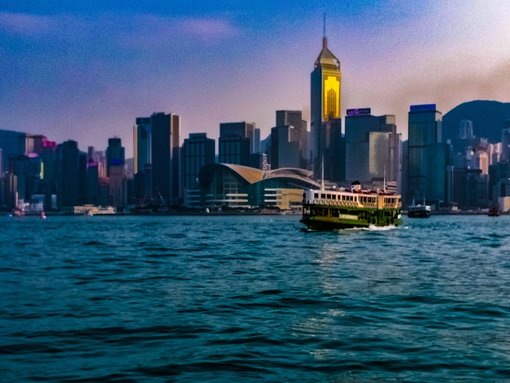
[{"x1": 1, "y1": 1, "x2": 509, "y2": 156}]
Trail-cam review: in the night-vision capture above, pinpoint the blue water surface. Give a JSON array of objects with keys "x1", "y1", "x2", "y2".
[{"x1": 1, "y1": 215, "x2": 509, "y2": 382}]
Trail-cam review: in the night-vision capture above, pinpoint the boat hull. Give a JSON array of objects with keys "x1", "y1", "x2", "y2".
[
  {"x1": 301, "y1": 205, "x2": 402, "y2": 231},
  {"x1": 407, "y1": 210, "x2": 431, "y2": 218}
]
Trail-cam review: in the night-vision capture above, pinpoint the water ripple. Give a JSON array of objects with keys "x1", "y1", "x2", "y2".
[{"x1": 1, "y1": 215, "x2": 510, "y2": 382}]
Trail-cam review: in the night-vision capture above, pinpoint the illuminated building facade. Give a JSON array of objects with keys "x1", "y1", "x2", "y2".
[{"x1": 310, "y1": 31, "x2": 341, "y2": 177}]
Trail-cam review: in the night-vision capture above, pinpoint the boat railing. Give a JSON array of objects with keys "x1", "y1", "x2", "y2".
[{"x1": 308, "y1": 199, "x2": 383, "y2": 209}]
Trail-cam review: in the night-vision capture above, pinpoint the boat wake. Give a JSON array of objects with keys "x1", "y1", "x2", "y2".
[{"x1": 365, "y1": 224, "x2": 399, "y2": 231}]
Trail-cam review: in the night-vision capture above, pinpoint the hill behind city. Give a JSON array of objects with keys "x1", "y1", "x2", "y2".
[{"x1": 443, "y1": 100, "x2": 510, "y2": 146}]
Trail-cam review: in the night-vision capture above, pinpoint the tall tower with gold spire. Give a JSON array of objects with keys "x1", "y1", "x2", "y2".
[{"x1": 311, "y1": 15, "x2": 341, "y2": 177}]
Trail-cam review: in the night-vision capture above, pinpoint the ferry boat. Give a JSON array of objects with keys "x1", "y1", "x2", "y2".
[
  {"x1": 301, "y1": 182, "x2": 402, "y2": 230},
  {"x1": 407, "y1": 200, "x2": 431, "y2": 218}
]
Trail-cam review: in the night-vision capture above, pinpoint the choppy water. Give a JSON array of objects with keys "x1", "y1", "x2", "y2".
[{"x1": 1, "y1": 214, "x2": 510, "y2": 382}]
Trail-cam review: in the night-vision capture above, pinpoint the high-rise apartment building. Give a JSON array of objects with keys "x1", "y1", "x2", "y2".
[{"x1": 310, "y1": 30, "x2": 341, "y2": 177}]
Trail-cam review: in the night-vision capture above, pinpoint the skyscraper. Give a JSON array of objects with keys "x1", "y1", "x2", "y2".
[
  {"x1": 218, "y1": 122, "x2": 254, "y2": 166},
  {"x1": 133, "y1": 112, "x2": 180, "y2": 206},
  {"x1": 107, "y1": 137, "x2": 127, "y2": 209},
  {"x1": 181, "y1": 133, "x2": 215, "y2": 208},
  {"x1": 345, "y1": 109, "x2": 400, "y2": 187},
  {"x1": 0, "y1": 130, "x2": 27, "y2": 172},
  {"x1": 310, "y1": 27, "x2": 341, "y2": 177},
  {"x1": 276, "y1": 110, "x2": 308, "y2": 168},
  {"x1": 501, "y1": 120, "x2": 510, "y2": 162},
  {"x1": 270, "y1": 125, "x2": 300, "y2": 169},
  {"x1": 106, "y1": 137, "x2": 125, "y2": 176},
  {"x1": 407, "y1": 104, "x2": 448, "y2": 205},
  {"x1": 56, "y1": 140, "x2": 81, "y2": 208}
]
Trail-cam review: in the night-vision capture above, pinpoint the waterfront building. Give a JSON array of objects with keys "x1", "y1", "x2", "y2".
[
  {"x1": 56, "y1": 140, "x2": 81, "y2": 208},
  {"x1": 218, "y1": 122, "x2": 254, "y2": 166},
  {"x1": 199, "y1": 164, "x2": 319, "y2": 211},
  {"x1": 345, "y1": 109, "x2": 400, "y2": 187},
  {"x1": 181, "y1": 133, "x2": 215, "y2": 208},
  {"x1": 310, "y1": 28, "x2": 341, "y2": 177},
  {"x1": 109, "y1": 163, "x2": 127, "y2": 210},
  {"x1": 86, "y1": 161, "x2": 99, "y2": 205},
  {"x1": 133, "y1": 112, "x2": 181, "y2": 206},
  {"x1": 134, "y1": 117, "x2": 151, "y2": 175},
  {"x1": 452, "y1": 168, "x2": 489, "y2": 209},
  {"x1": 489, "y1": 161, "x2": 510, "y2": 201},
  {"x1": 407, "y1": 104, "x2": 448, "y2": 205},
  {"x1": 107, "y1": 137, "x2": 127, "y2": 210},
  {"x1": 39, "y1": 139, "x2": 57, "y2": 210},
  {"x1": 3, "y1": 172, "x2": 18, "y2": 209}
]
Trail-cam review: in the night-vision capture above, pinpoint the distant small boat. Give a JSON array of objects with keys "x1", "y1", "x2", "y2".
[
  {"x1": 488, "y1": 206, "x2": 500, "y2": 217},
  {"x1": 12, "y1": 208, "x2": 25, "y2": 217},
  {"x1": 407, "y1": 199, "x2": 431, "y2": 218},
  {"x1": 87, "y1": 206, "x2": 116, "y2": 216}
]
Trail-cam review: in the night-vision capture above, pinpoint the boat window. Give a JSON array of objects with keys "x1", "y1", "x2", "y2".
[
  {"x1": 314, "y1": 193, "x2": 319, "y2": 199},
  {"x1": 321, "y1": 193, "x2": 326, "y2": 199}
]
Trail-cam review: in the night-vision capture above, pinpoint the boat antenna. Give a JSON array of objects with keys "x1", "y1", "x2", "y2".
[
  {"x1": 321, "y1": 155, "x2": 325, "y2": 191},
  {"x1": 383, "y1": 164, "x2": 386, "y2": 191}
]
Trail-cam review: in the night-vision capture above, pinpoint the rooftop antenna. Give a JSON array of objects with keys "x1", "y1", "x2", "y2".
[{"x1": 322, "y1": 13, "x2": 328, "y2": 48}]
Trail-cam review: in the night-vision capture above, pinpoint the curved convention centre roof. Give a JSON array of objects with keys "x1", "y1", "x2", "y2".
[{"x1": 199, "y1": 163, "x2": 320, "y2": 189}]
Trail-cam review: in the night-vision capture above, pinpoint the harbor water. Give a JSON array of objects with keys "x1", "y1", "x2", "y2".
[{"x1": 1, "y1": 215, "x2": 509, "y2": 382}]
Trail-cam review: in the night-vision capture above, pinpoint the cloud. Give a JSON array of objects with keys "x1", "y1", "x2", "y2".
[
  {"x1": 0, "y1": 12, "x2": 57, "y2": 35},
  {"x1": 0, "y1": 11, "x2": 239, "y2": 47},
  {"x1": 117, "y1": 14, "x2": 240, "y2": 49},
  {"x1": 171, "y1": 16, "x2": 239, "y2": 41}
]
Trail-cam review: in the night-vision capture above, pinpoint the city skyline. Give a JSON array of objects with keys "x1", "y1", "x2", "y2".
[{"x1": 1, "y1": 1, "x2": 510, "y2": 156}]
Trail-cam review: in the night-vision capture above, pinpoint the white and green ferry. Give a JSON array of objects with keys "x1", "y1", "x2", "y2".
[{"x1": 301, "y1": 182, "x2": 402, "y2": 230}]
